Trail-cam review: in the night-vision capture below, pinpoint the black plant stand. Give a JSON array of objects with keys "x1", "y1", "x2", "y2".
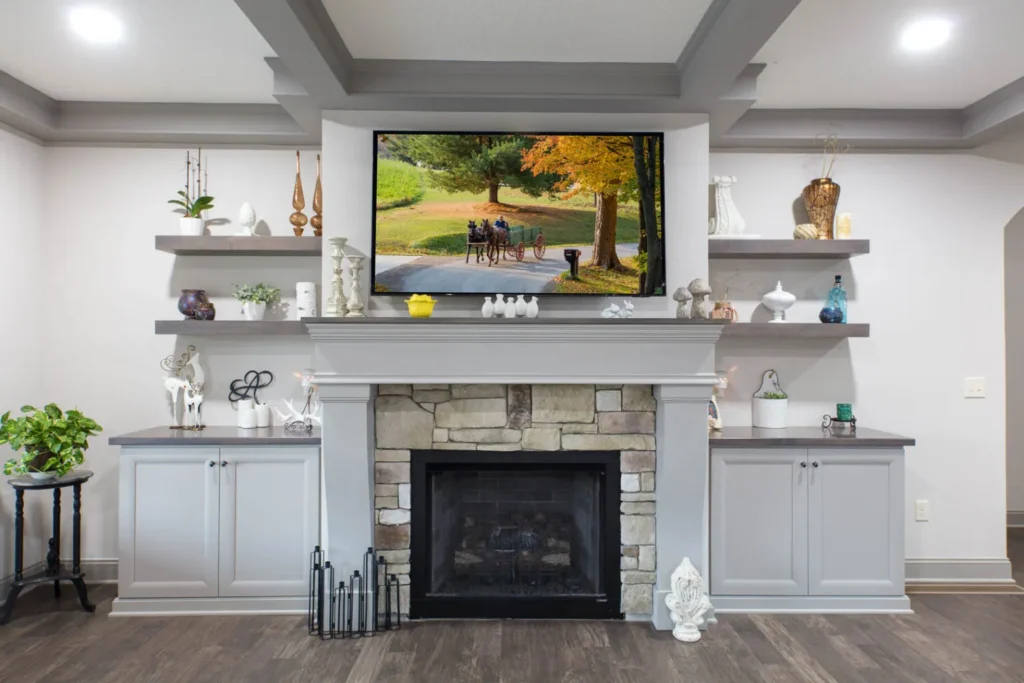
[{"x1": 1, "y1": 470, "x2": 96, "y2": 625}]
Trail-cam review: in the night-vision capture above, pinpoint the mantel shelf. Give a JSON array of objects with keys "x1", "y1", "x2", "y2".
[
  {"x1": 155, "y1": 236, "x2": 322, "y2": 256},
  {"x1": 708, "y1": 239, "x2": 869, "y2": 259},
  {"x1": 720, "y1": 323, "x2": 870, "y2": 339},
  {"x1": 154, "y1": 320, "x2": 308, "y2": 336}
]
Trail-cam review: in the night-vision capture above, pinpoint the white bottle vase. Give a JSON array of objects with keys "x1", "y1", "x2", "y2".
[
  {"x1": 526, "y1": 296, "x2": 539, "y2": 318},
  {"x1": 752, "y1": 397, "x2": 788, "y2": 429},
  {"x1": 296, "y1": 282, "x2": 317, "y2": 319},
  {"x1": 237, "y1": 401, "x2": 258, "y2": 429},
  {"x1": 494, "y1": 294, "x2": 505, "y2": 318},
  {"x1": 515, "y1": 295, "x2": 528, "y2": 317},
  {"x1": 481, "y1": 297, "x2": 495, "y2": 318},
  {"x1": 255, "y1": 403, "x2": 271, "y2": 428},
  {"x1": 243, "y1": 301, "x2": 267, "y2": 321},
  {"x1": 762, "y1": 281, "x2": 796, "y2": 323},
  {"x1": 180, "y1": 217, "x2": 205, "y2": 236},
  {"x1": 504, "y1": 298, "x2": 517, "y2": 318},
  {"x1": 707, "y1": 176, "x2": 746, "y2": 237}
]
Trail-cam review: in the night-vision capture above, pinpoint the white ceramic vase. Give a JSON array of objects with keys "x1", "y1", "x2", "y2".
[
  {"x1": 707, "y1": 176, "x2": 746, "y2": 237},
  {"x1": 237, "y1": 400, "x2": 257, "y2": 429},
  {"x1": 526, "y1": 296, "x2": 539, "y2": 319},
  {"x1": 762, "y1": 281, "x2": 796, "y2": 323},
  {"x1": 515, "y1": 295, "x2": 528, "y2": 317},
  {"x1": 494, "y1": 294, "x2": 505, "y2": 318},
  {"x1": 243, "y1": 301, "x2": 267, "y2": 321},
  {"x1": 504, "y1": 298, "x2": 517, "y2": 318},
  {"x1": 752, "y1": 397, "x2": 788, "y2": 429},
  {"x1": 180, "y1": 217, "x2": 205, "y2": 236},
  {"x1": 296, "y1": 282, "x2": 317, "y2": 319},
  {"x1": 481, "y1": 297, "x2": 495, "y2": 318}
]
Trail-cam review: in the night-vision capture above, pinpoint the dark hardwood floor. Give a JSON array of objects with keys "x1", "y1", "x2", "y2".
[{"x1": 2, "y1": 583, "x2": 1024, "y2": 683}]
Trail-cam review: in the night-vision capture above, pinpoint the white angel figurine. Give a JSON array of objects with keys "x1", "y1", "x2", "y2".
[{"x1": 665, "y1": 557, "x2": 714, "y2": 642}]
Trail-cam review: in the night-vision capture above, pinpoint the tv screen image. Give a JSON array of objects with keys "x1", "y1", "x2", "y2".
[{"x1": 372, "y1": 132, "x2": 665, "y2": 296}]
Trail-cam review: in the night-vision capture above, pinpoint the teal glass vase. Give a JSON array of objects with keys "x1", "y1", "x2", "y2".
[{"x1": 818, "y1": 275, "x2": 847, "y2": 323}]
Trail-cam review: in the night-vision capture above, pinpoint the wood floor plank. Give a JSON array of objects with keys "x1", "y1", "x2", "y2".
[{"x1": 5, "y1": 584, "x2": 1024, "y2": 682}]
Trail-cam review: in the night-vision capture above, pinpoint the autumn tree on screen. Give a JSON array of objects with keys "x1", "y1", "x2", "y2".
[
  {"x1": 389, "y1": 134, "x2": 555, "y2": 204},
  {"x1": 521, "y1": 135, "x2": 636, "y2": 270}
]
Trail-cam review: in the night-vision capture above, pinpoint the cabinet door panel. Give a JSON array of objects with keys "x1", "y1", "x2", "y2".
[
  {"x1": 808, "y1": 449, "x2": 904, "y2": 596},
  {"x1": 711, "y1": 448, "x2": 808, "y2": 596},
  {"x1": 118, "y1": 448, "x2": 220, "y2": 598},
  {"x1": 218, "y1": 447, "x2": 320, "y2": 597}
]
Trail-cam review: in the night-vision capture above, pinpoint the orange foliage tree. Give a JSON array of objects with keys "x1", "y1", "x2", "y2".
[{"x1": 521, "y1": 136, "x2": 636, "y2": 270}]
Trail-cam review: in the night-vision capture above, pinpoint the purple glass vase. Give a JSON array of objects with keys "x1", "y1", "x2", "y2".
[{"x1": 178, "y1": 289, "x2": 209, "y2": 319}]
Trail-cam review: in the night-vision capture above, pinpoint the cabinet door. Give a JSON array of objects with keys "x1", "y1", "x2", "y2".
[
  {"x1": 710, "y1": 449, "x2": 808, "y2": 595},
  {"x1": 118, "y1": 448, "x2": 220, "y2": 598},
  {"x1": 808, "y1": 449, "x2": 904, "y2": 596},
  {"x1": 218, "y1": 446, "x2": 320, "y2": 597}
]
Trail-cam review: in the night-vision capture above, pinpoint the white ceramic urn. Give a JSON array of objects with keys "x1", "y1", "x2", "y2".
[{"x1": 762, "y1": 281, "x2": 796, "y2": 323}]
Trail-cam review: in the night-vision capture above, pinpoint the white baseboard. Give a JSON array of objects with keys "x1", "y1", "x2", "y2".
[
  {"x1": 904, "y1": 558, "x2": 1015, "y2": 585},
  {"x1": 711, "y1": 595, "x2": 913, "y2": 614},
  {"x1": 110, "y1": 595, "x2": 307, "y2": 617},
  {"x1": 1007, "y1": 511, "x2": 1024, "y2": 527}
]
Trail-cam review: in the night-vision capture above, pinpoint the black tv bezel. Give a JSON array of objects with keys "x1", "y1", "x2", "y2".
[{"x1": 370, "y1": 130, "x2": 667, "y2": 298}]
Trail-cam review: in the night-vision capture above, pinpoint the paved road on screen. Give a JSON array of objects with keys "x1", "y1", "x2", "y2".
[{"x1": 374, "y1": 244, "x2": 639, "y2": 294}]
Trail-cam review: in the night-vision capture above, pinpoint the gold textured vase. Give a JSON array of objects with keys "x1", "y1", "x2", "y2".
[
  {"x1": 311, "y1": 153, "x2": 323, "y2": 237},
  {"x1": 802, "y1": 178, "x2": 841, "y2": 239},
  {"x1": 290, "y1": 150, "x2": 308, "y2": 236}
]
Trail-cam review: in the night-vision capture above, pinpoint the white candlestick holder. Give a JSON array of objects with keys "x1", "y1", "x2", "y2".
[
  {"x1": 326, "y1": 237, "x2": 348, "y2": 317},
  {"x1": 345, "y1": 255, "x2": 366, "y2": 317}
]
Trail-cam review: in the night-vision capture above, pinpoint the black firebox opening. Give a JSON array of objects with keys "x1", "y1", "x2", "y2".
[{"x1": 410, "y1": 450, "x2": 622, "y2": 620}]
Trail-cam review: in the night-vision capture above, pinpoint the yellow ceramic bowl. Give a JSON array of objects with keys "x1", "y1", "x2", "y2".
[{"x1": 405, "y1": 294, "x2": 437, "y2": 318}]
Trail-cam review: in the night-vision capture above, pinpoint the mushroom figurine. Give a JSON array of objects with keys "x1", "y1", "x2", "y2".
[
  {"x1": 688, "y1": 278, "x2": 713, "y2": 319},
  {"x1": 673, "y1": 287, "x2": 693, "y2": 318}
]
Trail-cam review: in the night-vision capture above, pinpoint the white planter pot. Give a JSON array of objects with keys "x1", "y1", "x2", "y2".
[
  {"x1": 180, "y1": 217, "x2": 205, "y2": 236},
  {"x1": 255, "y1": 403, "x2": 271, "y2": 428},
  {"x1": 752, "y1": 398, "x2": 788, "y2": 429},
  {"x1": 243, "y1": 301, "x2": 267, "y2": 321}
]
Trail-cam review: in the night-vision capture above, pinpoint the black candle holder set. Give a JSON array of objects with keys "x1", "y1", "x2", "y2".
[{"x1": 308, "y1": 546, "x2": 402, "y2": 640}]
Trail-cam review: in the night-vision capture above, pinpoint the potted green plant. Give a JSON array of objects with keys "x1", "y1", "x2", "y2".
[
  {"x1": 1, "y1": 405, "x2": 102, "y2": 480},
  {"x1": 169, "y1": 148, "x2": 214, "y2": 236},
  {"x1": 233, "y1": 283, "x2": 280, "y2": 321},
  {"x1": 752, "y1": 369, "x2": 789, "y2": 429}
]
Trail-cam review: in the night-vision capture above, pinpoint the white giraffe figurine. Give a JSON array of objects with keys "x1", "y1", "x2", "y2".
[
  {"x1": 162, "y1": 350, "x2": 205, "y2": 427},
  {"x1": 163, "y1": 377, "x2": 190, "y2": 425},
  {"x1": 183, "y1": 383, "x2": 204, "y2": 429},
  {"x1": 665, "y1": 557, "x2": 714, "y2": 643}
]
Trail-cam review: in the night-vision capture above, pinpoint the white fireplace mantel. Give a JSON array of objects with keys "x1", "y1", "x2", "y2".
[
  {"x1": 308, "y1": 317, "x2": 724, "y2": 631},
  {"x1": 308, "y1": 318, "x2": 725, "y2": 385}
]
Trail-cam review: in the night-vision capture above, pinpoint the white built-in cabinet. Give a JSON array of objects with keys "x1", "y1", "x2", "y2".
[
  {"x1": 710, "y1": 447, "x2": 908, "y2": 612},
  {"x1": 116, "y1": 446, "x2": 319, "y2": 614}
]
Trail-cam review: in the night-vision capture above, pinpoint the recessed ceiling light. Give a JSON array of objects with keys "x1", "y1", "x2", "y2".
[
  {"x1": 69, "y1": 6, "x2": 124, "y2": 45},
  {"x1": 900, "y1": 18, "x2": 953, "y2": 53}
]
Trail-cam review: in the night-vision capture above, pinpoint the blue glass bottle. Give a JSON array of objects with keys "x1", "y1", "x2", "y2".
[{"x1": 819, "y1": 275, "x2": 847, "y2": 324}]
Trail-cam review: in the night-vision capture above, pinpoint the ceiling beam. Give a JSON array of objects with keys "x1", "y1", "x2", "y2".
[
  {"x1": 963, "y1": 75, "x2": 1024, "y2": 143},
  {"x1": 676, "y1": 0, "x2": 800, "y2": 109},
  {"x1": 233, "y1": 0, "x2": 352, "y2": 106},
  {"x1": 715, "y1": 108, "x2": 967, "y2": 149},
  {"x1": 0, "y1": 71, "x2": 58, "y2": 141}
]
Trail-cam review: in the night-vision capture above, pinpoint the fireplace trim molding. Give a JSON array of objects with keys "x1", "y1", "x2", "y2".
[{"x1": 310, "y1": 318, "x2": 724, "y2": 631}]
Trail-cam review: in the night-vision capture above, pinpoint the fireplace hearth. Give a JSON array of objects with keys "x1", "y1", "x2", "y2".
[{"x1": 410, "y1": 450, "x2": 621, "y2": 619}]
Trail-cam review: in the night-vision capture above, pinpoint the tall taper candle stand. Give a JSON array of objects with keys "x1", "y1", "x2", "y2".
[
  {"x1": 326, "y1": 237, "x2": 348, "y2": 317},
  {"x1": 345, "y1": 255, "x2": 366, "y2": 318}
]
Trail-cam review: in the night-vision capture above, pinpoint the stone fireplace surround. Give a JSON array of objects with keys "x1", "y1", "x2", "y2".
[
  {"x1": 373, "y1": 383, "x2": 657, "y2": 616},
  {"x1": 308, "y1": 318, "x2": 724, "y2": 630}
]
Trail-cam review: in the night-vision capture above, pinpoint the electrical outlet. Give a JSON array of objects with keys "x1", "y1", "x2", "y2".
[
  {"x1": 915, "y1": 500, "x2": 930, "y2": 522},
  {"x1": 964, "y1": 377, "x2": 986, "y2": 399}
]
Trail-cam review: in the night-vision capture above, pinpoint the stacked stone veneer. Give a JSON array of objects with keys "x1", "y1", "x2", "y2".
[{"x1": 372, "y1": 384, "x2": 657, "y2": 616}]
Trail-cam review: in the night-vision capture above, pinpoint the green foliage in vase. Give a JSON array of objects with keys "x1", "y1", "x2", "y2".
[
  {"x1": 760, "y1": 391, "x2": 789, "y2": 400},
  {"x1": 168, "y1": 190, "x2": 215, "y2": 218},
  {"x1": 233, "y1": 283, "x2": 281, "y2": 304},
  {"x1": 1, "y1": 404, "x2": 102, "y2": 477}
]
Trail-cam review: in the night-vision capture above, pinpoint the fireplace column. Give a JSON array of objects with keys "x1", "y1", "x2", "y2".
[
  {"x1": 316, "y1": 382, "x2": 375, "y2": 578},
  {"x1": 652, "y1": 383, "x2": 715, "y2": 631}
]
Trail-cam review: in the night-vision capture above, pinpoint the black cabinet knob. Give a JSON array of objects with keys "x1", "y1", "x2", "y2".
[
  {"x1": 812, "y1": 461, "x2": 820, "y2": 468},
  {"x1": 220, "y1": 461, "x2": 228, "y2": 467},
  {"x1": 207, "y1": 461, "x2": 215, "y2": 468},
  {"x1": 800, "y1": 462, "x2": 807, "y2": 468}
]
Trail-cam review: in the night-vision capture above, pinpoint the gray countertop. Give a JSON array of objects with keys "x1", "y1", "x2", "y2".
[
  {"x1": 109, "y1": 426, "x2": 321, "y2": 446},
  {"x1": 302, "y1": 317, "x2": 723, "y2": 325},
  {"x1": 709, "y1": 426, "x2": 915, "y2": 448}
]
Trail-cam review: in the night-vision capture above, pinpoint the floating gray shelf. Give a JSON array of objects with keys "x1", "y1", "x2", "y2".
[
  {"x1": 708, "y1": 239, "x2": 869, "y2": 259},
  {"x1": 155, "y1": 236, "x2": 322, "y2": 256},
  {"x1": 720, "y1": 323, "x2": 870, "y2": 338},
  {"x1": 154, "y1": 320, "x2": 308, "y2": 336}
]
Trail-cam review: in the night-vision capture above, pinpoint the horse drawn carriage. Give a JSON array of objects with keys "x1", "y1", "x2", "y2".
[{"x1": 466, "y1": 219, "x2": 547, "y2": 266}]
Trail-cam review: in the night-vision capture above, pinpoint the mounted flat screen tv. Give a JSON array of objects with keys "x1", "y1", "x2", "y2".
[{"x1": 372, "y1": 132, "x2": 666, "y2": 296}]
